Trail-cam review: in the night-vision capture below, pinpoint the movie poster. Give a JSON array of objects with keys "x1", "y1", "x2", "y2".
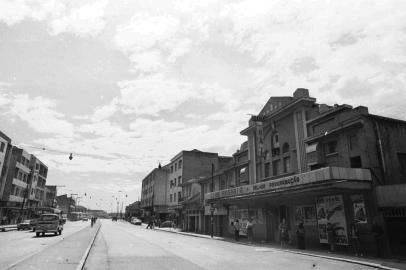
[
  {"x1": 316, "y1": 195, "x2": 349, "y2": 245},
  {"x1": 352, "y1": 195, "x2": 367, "y2": 224}
]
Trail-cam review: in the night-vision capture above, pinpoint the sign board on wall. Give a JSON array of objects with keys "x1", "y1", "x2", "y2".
[{"x1": 316, "y1": 195, "x2": 348, "y2": 246}]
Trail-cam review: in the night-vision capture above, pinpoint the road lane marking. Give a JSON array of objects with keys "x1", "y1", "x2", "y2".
[{"x1": 76, "y1": 223, "x2": 102, "y2": 270}]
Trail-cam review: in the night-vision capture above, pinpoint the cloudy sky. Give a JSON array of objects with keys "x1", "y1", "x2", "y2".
[{"x1": 0, "y1": 0, "x2": 405, "y2": 211}]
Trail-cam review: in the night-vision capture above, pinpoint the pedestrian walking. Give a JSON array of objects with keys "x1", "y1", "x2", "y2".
[
  {"x1": 349, "y1": 223, "x2": 363, "y2": 256},
  {"x1": 233, "y1": 219, "x2": 240, "y2": 241},
  {"x1": 279, "y1": 219, "x2": 289, "y2": 248},
  {"x1": 296, "y1": 223, "x2": 306, "y2": 250},
  {"x1": 246, "y1": 218, "x2": 254, "y2": 243},
  {"x1": 327, "y1": 223, "x2": 336, "y2": 252}
]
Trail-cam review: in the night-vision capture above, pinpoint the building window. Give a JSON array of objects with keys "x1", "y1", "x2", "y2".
[
  {"x1": 265, "y1": 162, "x2": 270, "y2": 177},
  {"x1": 178, "y1": 176, "x2": 182, "y2": 185},
  {"x1": 283, "y1": 157, "x2": 291, "y2": 173},
  {"x1": 398, "y1": 153, "x2": 406, "y2": 175},
  {"x1": 171, "y1": 166, "x2": 173, "y2": 173},
  {"x1": 174, "y1": 178, "x2": 177, "y2": 186},
  {"x1": 178, "y1": 191, "x2": 181, "y2": 201},
  {"x1": 178, "y1": 160, "x2": 182, "y2": 169},
  {"x1": 273, "y1": 133, "x2": 280, "y2": 148},
  {"x1": 174, "y1": 193, "x2": 177, "y2": 202},
  {"x1": 326, "y1": 141, "x2": 338, "y2": 154},
  {"x1": 348, "y1": 135, "x2": 358, "y2": 150},
  {"x1": 0, "y1": 142, "x2": 5, "y2": 152},
  {"x1": 175, "y1": 163, "x2": 177, "y2": 171},
  {"x1": 240, "y1": 167, "x2": 246, "y2": 176},
  {"x1": 282, "y1": 143, "x2": 290, "y2": 153},
  {"x1": 170, "y1": 194, "x2": 172, "y2": 202},
  {"x1": 272, "y1": 160, "x2": 281, "y2": 176},
  {"x1": 350, "y1": 156, "x2": 362, "y2": 168}
]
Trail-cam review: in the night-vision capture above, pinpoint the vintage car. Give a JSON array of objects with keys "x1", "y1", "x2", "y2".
[
  {"x1": 17, "y1": 220, "x2": 31, "y2": 231},
  {"x1": 35, "y1": 214, "x2": 64, "y2": 237}
]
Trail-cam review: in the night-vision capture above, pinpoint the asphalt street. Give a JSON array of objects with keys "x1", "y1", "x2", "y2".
[
  {"x1": 84, "y1": 220, "x2": 379, "y2": 270},
  {"x1": 0, "y1": 220, "x2": 92, "y2": 270}
]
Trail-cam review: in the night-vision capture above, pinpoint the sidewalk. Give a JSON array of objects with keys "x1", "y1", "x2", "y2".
[{"x1": 153, "y1": 226, "x2": 406, "y2": 270}]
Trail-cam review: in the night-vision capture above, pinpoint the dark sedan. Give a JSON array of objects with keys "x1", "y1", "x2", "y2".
[{"x1": 17, "y1": 220, "x2": 32, "y2": 230}]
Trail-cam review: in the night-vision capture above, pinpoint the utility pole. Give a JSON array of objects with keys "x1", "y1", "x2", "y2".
[
  {"x1": 210, "y1": 163, "x2": 214, "y2": 238},
  {"x1": 19, "y1": 168, "x2": 34, "y2": 221}
]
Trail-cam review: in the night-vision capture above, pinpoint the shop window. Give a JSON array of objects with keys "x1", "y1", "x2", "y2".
[
  {"x1": 282, "y1": 143, "x2": 290, "y2": 153},
  {"x1": 398, "y1": 153, "x2": 406, "y2": 175},
  {"x1": 283, "y1": 157, "x2": 291, "y2": 173},
  {"x1": 350, "y1": 156, "x2": 362, "y2": 168},
  {"x1": 326, "y1": 141, "x2": 338, "y2": 155},
  {"x1": 272, "y1": 159, "x2": 281, "y2": 176},
  {"x1": 265, "y1": 162, "x2": 270, "y2": 177}
]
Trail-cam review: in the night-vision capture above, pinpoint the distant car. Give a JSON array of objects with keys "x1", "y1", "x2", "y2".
[
  {"x1": 130, "y1": 218, "x2": 142, "y2": 225},
  {"x1": 17, "y1": 220, "x2": 31, "y2": 230},
  {"x1": 82, "y1": 217, "x2": 88, "y2": 221},
  {"x1": 161, "y1": 221, "x2": 176, "y2": 228},
  {"x1": 35, "y1": 214, "x2": 64, "y2": 237}
]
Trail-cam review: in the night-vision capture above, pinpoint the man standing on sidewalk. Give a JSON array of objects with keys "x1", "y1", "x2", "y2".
[{"x1": 233, "y1": 219, "x2": 240, "y2": 241}]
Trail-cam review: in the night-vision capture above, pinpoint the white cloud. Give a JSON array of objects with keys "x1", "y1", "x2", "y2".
[
  {"x1": 9, "y1": 94, "x2": 75, "y2": 137},
  {"x1": 0, "y1": 0, "x2": 108, "y2": 38},
  {"x1": 48, "y1": 0, "x2": 108, "y2": 37}
]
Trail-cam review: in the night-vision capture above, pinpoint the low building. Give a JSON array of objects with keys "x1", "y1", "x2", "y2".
[{"x1": 56, "y1": 194, "x2": 75, "y2": 217}]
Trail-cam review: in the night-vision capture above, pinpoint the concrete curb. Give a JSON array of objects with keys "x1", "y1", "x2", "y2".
[
  {"x1": 154, "y1": 227, "x2": 403, "y2": 270},
  {"x1": 0, "y1": 225, "x2": 17, "y2": 232},
  {"x1": 76, "y1": 223, "x2": 102, "y2": 270}
]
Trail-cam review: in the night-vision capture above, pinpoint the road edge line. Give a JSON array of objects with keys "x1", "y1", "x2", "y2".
[
  {"x1": 3, "y1": 224, "x2": 91, "y2": 270},
  {"x1": 76, "y1": 223, "x2": 102, "y2": 270}
]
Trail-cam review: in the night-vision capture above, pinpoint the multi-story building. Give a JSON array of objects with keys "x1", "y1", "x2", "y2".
[
  {"x1": 56, "y1": 194, "x2": 75, "y2": 216},
  {"x1": 140, "y1": 166, "x2": 169, "y2": 221},
  {"x1": 0, "y1": 147, "x2": 33, "y2": 223},
  {"x1": 44, "y1": 185, "x2": 57, "y2": 208},
  {"x1": 198, "y1": 142, "x2": 248, "y2": 236},
  {"x1": 204, "y1": 88, "x2": 406, "y2": 257},
  {"x1": 0, "y1": 131, "x2": 12, "y2": 200},
  {"x1": 166, "y1": 149, "x2": 228, "y2": 226},
  {"x1": 28, "y1": 156, "x2": 48, "y2": 209}
]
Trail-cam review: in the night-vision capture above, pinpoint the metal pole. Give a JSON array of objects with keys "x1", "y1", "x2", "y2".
[
  {"x1": 19, "y1": 169, "x2": 33, "y2": 221},
  {"x1": 211, "y1": 163, "x2": 214, "y2": 238}
]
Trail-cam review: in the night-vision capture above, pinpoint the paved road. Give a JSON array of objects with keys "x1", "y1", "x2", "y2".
[
  {"x1": 0, "y1": 221, "x2": 91, "y2": 270},
  {"x1": 85, "y1": 220, "x2": 377, "y2": 270}
]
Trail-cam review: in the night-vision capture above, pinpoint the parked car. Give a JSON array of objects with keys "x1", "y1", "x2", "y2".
[
  {"x1": 30, "y1": 219, "x2": 38, "y2": 231},
  {"x1": 130, "y1": 217, "x2": 142, "y2": 225},
  {"x1": 82, "y1": 217, "x2": 88, "y2": 221},
  {"x1": 35, "y1": 214, "x2": 64, "y2": 237},
  {"x1": 17, "y1": 220, "x2": 31, "y2": 230}
]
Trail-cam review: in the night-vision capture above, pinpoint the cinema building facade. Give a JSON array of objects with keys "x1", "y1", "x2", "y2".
[{"x1": 205, "y1": 88, "x2": 406, "y2": 256}]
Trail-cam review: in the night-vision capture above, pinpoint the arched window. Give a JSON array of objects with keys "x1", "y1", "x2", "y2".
[
  {"x1": 282, "y1": 143, "x2": 290, "y2": 153},
  {"x1": 273, "y1": 133, "x2": 280, "y2": 148}
]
